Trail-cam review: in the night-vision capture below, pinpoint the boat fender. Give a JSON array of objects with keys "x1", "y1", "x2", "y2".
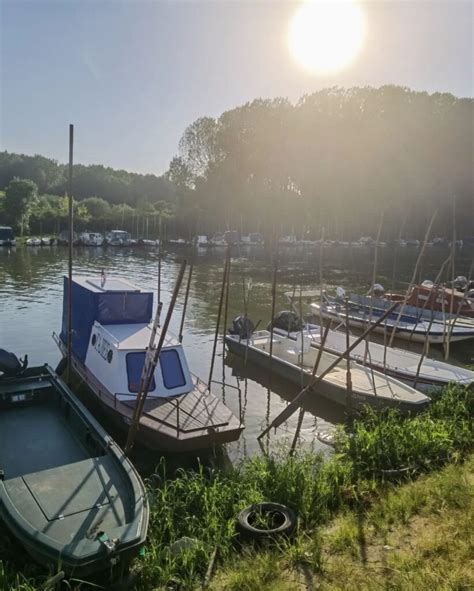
[{"x1": 236, "y1": 502, "x2": 296, "y2": 539}]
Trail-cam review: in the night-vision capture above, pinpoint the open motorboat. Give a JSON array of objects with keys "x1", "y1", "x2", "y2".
[
  {"x1": 55, "y1": 276, "x2": 243, "y2": 452},
  {"x1": 385, "y1": 281, "x2": 474, "y2": 318},
  {"x1": 0, "y1": 357, "x2": 148, "y2": 576},
  {"x1": 311, "y1": 293, "x2": 474, "y2": 344},
  {"x1": 346, "y1": 292, "x2": 474, "y2": 329},
  {"x1": 80, "y1": 232, "x2": 105, "y2": 246},
  {"x1": 270, "y1": 312, "x2": 474, "y2": 392},
  {"x1": 105, "y1": 230, "x2": 131, "y2": 246},
  {"x1": 225, "y1": 320, "x2": 429, "y2": 411}
]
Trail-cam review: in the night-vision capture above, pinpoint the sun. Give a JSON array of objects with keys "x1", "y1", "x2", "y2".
[{"x1": 288, "y1": 0, "x2": 365, "y2": 74}]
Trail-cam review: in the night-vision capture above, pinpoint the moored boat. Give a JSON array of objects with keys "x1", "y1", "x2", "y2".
[
  {"x1": 80, "y1": 231, "x2": 105, "y2": 246},
  {"x1": 55, "y1": 275, "x2": 243, "y2": 452},
  {"x1": 269, "y1": 312, "x2": 474, "y2": 391},
  {"x1": 0, "y1": 226, "x2": 16, "y2": 247},
  {"x1": 0, "y1": 358, "x2": 148, "y2": 576},
  {"x1": 311, "y1": 294, "x2": 474, "y2": 344},
  {"x1": 105, "y1": 230, "x2": 131, "y2": 246},
  {"x1": 225, "y1": 324, "x2": 429, "y2": 411},
  {"x1": 386, "y1": 282, "x2": 474, "y2": 318}
]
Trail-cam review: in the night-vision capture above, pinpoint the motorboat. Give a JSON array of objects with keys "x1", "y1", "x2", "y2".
[
  {"x1": 311, "y1": 294, "x2": 474, "y2": 344},
  {"x1": 54, "y1": 276, "x2": 243, "y2": 452},
  {"x1": 80, "y1": 232, "x2": 105, "y2": 246},
  {"x1": 225, "y1": 319, "x2": 429, "y2": 411},
  {"x1": 270, "y1": 311, "x2": 474, "y2": 392},
  {"x1": 0, "y1": 226, "x2": 16, "y2": 247},
  {"x1": 0, "y1": 358, "x2": 148, "y2": 576},
  {"x1": 105, "y1": 230, "x2": 131, "y2": 246}
]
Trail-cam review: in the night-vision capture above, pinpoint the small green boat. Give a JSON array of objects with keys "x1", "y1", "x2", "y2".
[{"x1": 0, "y1": 362, "x2": 149, "y2": 576}]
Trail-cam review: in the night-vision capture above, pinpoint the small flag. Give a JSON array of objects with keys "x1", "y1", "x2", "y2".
[{"x1": 101, "y1": 268, "x2": 106, "y2": 288}]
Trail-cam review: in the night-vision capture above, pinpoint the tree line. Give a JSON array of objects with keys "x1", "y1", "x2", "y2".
[{"x1": 1, "y1": 86, "x2": 473, "y2": 239}]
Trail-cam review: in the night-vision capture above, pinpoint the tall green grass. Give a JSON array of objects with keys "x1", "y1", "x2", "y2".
[{"x1": 0, "y1": 384, "x2": 472, "y2": 589}]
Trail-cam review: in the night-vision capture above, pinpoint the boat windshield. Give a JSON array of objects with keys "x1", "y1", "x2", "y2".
[
  {"x1": 126, "y1": 352, "x2": 156, "y2": 393},
  {"x1": 159, "y1": 349, "x2": 186, "y2": 389}
]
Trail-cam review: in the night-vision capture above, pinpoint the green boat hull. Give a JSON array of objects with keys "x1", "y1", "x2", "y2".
[{"x1": 0, "y1": 365, "x2": 148, "y2": 576}]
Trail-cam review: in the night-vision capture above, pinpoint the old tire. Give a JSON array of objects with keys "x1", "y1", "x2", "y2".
[{"x1": 236, "y1": 502, "x2": 296, "y2": 539}]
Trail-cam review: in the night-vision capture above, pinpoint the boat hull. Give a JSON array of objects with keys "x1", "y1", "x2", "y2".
[
  {"x1": 0, "y1": 365, "x2": 148, "y2": 576},
  {"x1": 62, "y1": 347, "x2": 243, "y2": 453},
  {"x1": 225, "y1": 336, "x2": 428, "y2": 412}
]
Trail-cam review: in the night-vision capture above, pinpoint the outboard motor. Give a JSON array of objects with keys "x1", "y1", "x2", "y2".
[
  {"x1": 229, "y1": 315, "x2": 255, "y2": 340},
  {"x1": 267, "y1": 310, "x2": 303, "y2": 333},
  {"x1": 0, "y1": 349, "x2": 28, "y2": 377}
]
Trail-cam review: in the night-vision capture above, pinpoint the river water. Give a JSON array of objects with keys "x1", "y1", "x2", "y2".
[{"x1": 0, "y1": 243, "x2": 472, "y2": 464}]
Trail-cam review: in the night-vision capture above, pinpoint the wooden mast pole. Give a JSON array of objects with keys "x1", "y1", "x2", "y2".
[
  {"x1": 67, "y1": 124, "x2": 74, "y2": 382},
  {"x1": 258, "y1": 302, "x2": 399, "y2": 440},
  {"x1": 125, "y1": 260, "x2": 187, "y2": 455},
  {"x1": 208, "y1": 249, "x2": 230, "y2": 390}
]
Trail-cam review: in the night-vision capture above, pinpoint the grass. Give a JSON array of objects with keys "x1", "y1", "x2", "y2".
[{"x1": 0, "y1": 384, "x2": 472, "y2": 590}]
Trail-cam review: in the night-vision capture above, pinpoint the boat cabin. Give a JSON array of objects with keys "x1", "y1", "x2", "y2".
[
  {"x1": 60, "y1": 276, "x2": 194, "y2": 400},
  {"x1": 106, "y1": 230, "x2": 131, "y2": 246},
  {"x1": 0, "y1": 226, "x2": 15, "y2": 246}
]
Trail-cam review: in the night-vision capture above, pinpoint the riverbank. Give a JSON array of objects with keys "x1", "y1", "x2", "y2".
[{"x1": 0, "y1": 384, "x2": 472, "y2": 590}]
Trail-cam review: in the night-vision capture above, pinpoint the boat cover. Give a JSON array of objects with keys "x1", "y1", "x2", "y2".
[{"x1": 60, "y1": 276, "x2": 153, "y2": 362}]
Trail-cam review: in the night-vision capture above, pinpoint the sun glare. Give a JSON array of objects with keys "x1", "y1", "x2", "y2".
[{"x1": 289, "y1": 0, "x2": 365, "y2": 74}]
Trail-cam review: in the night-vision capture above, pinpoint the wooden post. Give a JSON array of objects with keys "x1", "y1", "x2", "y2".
[
  {"x1": 222, "y1": 251, "x2": 231, "y2": 363},
  {"x1": 445, "y1": 197, "x2": 456, "y2": 360},
  {"x1": 388, "y1": 211, "x2": 437, "y2": 347},
  {"x1": 125, "y1": 260, "x2": 187, "y2": 455},
  {"x1": 345, "y1": 299, "x2": 353, "y2": 416},
  {"x1": 208, "y1": 251, "x2": 229, "y2": 390},
  {"x1": 258, "y1": 302, "x2": 399, "y2": 440},
  {"x1": 67, "y1": 124, "x2": 74, "y2": 382},
  {"x1": 157, "y1": 217, "x2": 162, "y2": 325},
  {"x1": 289, "y1": 322, "x2": 331, "y2": 455},
  {"x1": 268, "y1": 253, "x2": 278, "y2": 384},
  {"x1": 179, "y1": 259, "x2": 194, "y2": 343}
]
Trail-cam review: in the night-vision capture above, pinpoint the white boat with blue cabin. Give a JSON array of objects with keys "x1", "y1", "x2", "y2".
[{"x1": 55, "y1": 275, "x2": 243, "y2": 452}]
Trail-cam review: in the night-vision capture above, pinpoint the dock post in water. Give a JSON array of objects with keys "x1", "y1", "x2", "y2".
[
  {"x1": 258, "y1": 302, "x2": 399, "y2": 440},
  {"x1": 208, "y1": 249, "x2": 230, "y2": 391},
  {"x1": 67, "y1": 124, "x2": 74, "y2": 383},
  {"x1": 289, "y1": 321, "x2": 331, "y2": 456},
  {"x1": 179, "y1": 258, "x2": 194, "y2": 343},
  {"x1": 388, "y1": 211, "x2": 437, "y2": 347},
  {"x1": 125, "y1": 260, "x2": 187, "y2": 455}
]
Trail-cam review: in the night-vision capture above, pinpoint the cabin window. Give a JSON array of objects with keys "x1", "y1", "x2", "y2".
[
  {"x1": 160, "y1": 349, "x2": 186, "y2": 389},
  {"x1": 126, "y1": 352, "x2": 156, "y2": 393}
]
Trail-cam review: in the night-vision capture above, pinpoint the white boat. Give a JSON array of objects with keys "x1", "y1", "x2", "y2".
[
  {"x1": 225, "y1": 329, "x2": 429, "y2": 411},
  {"x1": 271, "y1": 317, "x2": 474, "y2": 392},
  {"x1": 55, "y1": 276, "x2": 243, "y2": 452},
  {"x1": 311, "y1": 297, "x2": 474, "y2": 344},
  {"x1": 80, "y1": 232, "x2": 104, "y2": 246},
  {"x1": 26, "y1": 237, "x2": 42, "y2": 246},
  {"x1": 195, "y1": 235, "x2": 210, "y2": 247},
  {"x1": 210, "y1": 233, "x2": 227, "y2": 247},
  {"x1": 105, "y1": 230, "x2": 131, "y2": 246},
  {"x1": 278, "y1": 235, "x2": 299, "y2": 246}
]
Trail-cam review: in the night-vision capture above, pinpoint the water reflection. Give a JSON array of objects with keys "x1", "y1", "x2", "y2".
[{"x1": 0, "y1": 244, "x2": 472, "y2": 462}]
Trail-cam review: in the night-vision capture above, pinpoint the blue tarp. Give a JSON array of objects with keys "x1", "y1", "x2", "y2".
[{"x1": 60, "y1": 277, "x2": 153, "y2": 362}]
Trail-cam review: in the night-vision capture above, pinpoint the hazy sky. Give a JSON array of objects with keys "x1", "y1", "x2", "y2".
[{"x1": 1, "y1": 0, "x2": 472, "y2": 175}]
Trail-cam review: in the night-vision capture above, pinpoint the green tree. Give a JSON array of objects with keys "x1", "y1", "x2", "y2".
[{"x1": 4, "y1": 178, "x2": 38, "y2": 235}]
